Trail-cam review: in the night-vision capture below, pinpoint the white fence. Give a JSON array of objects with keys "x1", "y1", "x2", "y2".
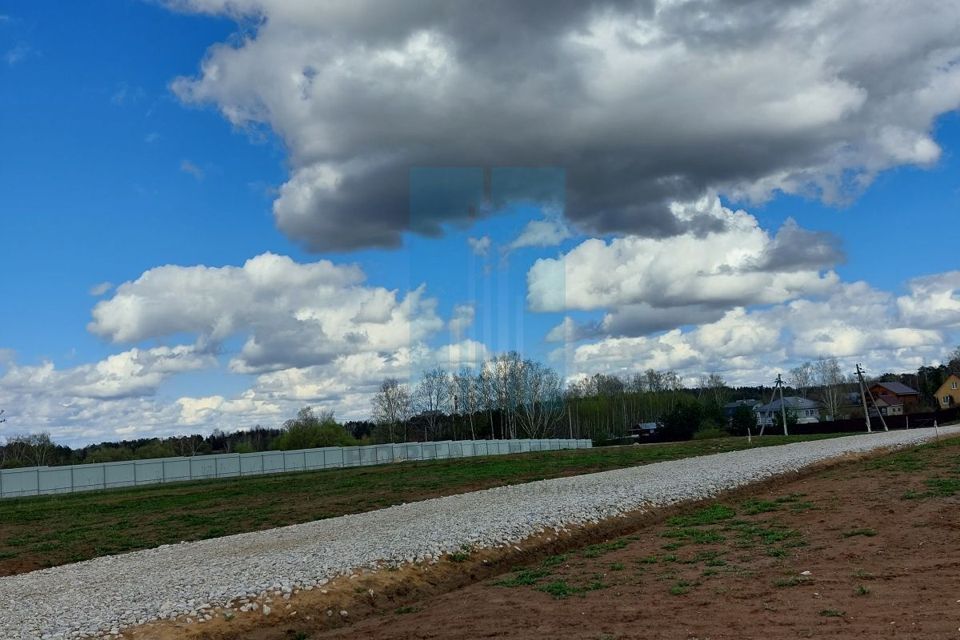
[{"x1": 0, "y1": 438, "x2": 592, "y2": 499}]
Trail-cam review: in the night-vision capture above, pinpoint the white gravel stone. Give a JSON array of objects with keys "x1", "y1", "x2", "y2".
[{"x1": 0, "y1": 427, "x2": 955, "y2": 639}]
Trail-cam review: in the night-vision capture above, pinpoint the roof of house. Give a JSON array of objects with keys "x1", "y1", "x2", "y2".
[
  {"x1": 874, "y1": 394, "x2": 902, "y2": 407},
  {"x1": 935, "y1": 374, "x2": 960, "y2": 393},
  {"x1": 871, "y1": 381, "x2": 919, "y2": 396},
  {"x1": 756, "y1": 396, "x2": 819, "y2": 412},
  {"x1": 723, "y1": 399, "x2": 759, "y2": 409}
]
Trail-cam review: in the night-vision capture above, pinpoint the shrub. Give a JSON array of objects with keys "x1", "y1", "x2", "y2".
[
  {"x1": 728, "y1": 405, "x2": 757, "y2": 436},
  {"x1": 656, "y1": 402, "x2": 703, "y2": 441},
  {"x1": 271, "y1": 407, "x2": 358, "y2": 450}
]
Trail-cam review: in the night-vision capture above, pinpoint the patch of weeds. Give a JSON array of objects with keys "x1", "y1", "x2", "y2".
[
  {"x1": 819, "y1": 609, "x2": 845, "y2": 617},
  {"x1": 702, "y1": 568, "x2": 720, "y2": 577},
  {"x1": 774, "y1": 576, "x2": 803, "y2": 588},
  {"x1": 902, "y1": 490, "x2": 923, "y2": 500},
  {"x1": 662, "y1": 527, "x2": 725, "y2": 544},
  {"x1": 541, "y1": 554, "x2": 568, "y2": 568},
  {"x1": 742, "y1": 499, "x2": 779, "y2": 515},
  {"x1": 679, "y1": 550, "x2": 723, "y2": 564},
  {"x1": 766, "y1": 547, "x2": 789, "y2": 558},
  {"x1": 731, "y1": 522, "x2": 803, "y2": 547},
  {"x1": 868, "y1": 453, "x2": 926, "y2": 473},
  {"x1": 790, "y1": 501, "x2": 815, "y2": 512},
  {"x1": 496, "y1": 568, "x2": 552, "y2": 587},
  {"x1": 667, "y1": 504, "x2": 736, "y2": 527},
  {"x1": 662, "y1": 554, "x2": 678, "y2": 563},
  {"x1": 586, "y1": 575, "x2": 609, "y2": 591},
  {"x1": 662, "y1": 541, "x2": 685, "y2": 551},
  {"x1": 841, "y1": 528, "x2": 877, "y2": 538},
  {"x1": 852, "y1": 569, "x2": 875, "y2": 580},
  {"x1": 395, "y1": 606, "x2": 419, "y2": 615},
  {"x1": 609, "y1": 562, "x2": 625, "y2": 571},
  {"x1": 669, "y1": 580, "x2": 695, "y2": 595},
  {"x1": 583, "y1": 539, "x2": 629, "y2": 558},
  {"x1": 637, "y1": 555, "x2": 658, "y2": 564},
  {"x1": 925, "y1": 477, "x2": 960, "y2": 497},
  {"x1": 538, "y1": 580, "x2": 582, "y2": 599},
  {"x1": 855, "y1": 585, "x2": 871, "y2": 596},
  {"x1": 449, "y1": 550, "x2": 470, "y2": 563},
  {"x1": 705, "y1": 557, "x2": 727, "y2": 567},
  {"x1": 775, "y1": 493, "x2": 806, "y2": 503}
]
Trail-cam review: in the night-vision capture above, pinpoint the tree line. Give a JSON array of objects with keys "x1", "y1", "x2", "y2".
[{"x1": 2, "y1": 347, "x2": 958, "y2": 469}]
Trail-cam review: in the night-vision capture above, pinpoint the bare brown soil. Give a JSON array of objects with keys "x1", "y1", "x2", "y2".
[{"x1": 126, "y1": 439, "x2": 960, "y2": 640}]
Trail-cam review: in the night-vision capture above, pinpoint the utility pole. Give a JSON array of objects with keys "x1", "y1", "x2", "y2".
[
  {"x1": 776, "y1": 374, "x2": 789, "y2": 436},
  {"x1": 856, "y1": 364, "x2": 889, "y2": 433},
  {"x1": 856, "y1": 364, "x2": 872, "y2": 433}
]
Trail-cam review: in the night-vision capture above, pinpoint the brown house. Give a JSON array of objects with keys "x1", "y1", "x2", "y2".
[
  {"x1": 935, "y1": 374, "x2": 960, "y2": 409},
  {"x1": 868, "y1": 382, "x2": 920, "y2": 412}
]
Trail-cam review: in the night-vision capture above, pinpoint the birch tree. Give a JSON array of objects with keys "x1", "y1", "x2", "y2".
[
  {"x1": 790, "y1": 362, "x2": 814, "y2": 398},
  {"x1": 371, "y1": 378, "x2": 412, "y2": 441},
  {"x1": 413, "y1": 368, "x2": 451, "y2": 440},
  {"x1": 815, "y1": 357, "x2": 845, "y2": 420},
  {"x1": 453, "y1": 367, "x2": 479, "y2": 439},
  {"x1": 514, "y1": 360, "x2": 565, "y2": 438}
]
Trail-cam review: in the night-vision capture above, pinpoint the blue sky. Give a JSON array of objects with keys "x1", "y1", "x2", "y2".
[{"x1": 1, "y1": 1, "x2": 959, "y2": 445}]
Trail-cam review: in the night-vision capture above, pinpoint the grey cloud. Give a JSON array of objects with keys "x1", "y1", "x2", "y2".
[
  {"x1": 169, "y1": 0, "x2": 960, "y2": 250},
  {"x1": 754, "y1": 218, "x2": 845, "y2": 272}
]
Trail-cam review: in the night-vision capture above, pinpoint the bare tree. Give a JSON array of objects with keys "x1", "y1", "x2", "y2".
[
  {"x1": 371, "y1": 378, "x2": 412, "y2": 441},
  {"x1": 514, "y1": 360, "x2": 565, "y2": 438},
  {"x1": 476, "y1": 365, "x2": 499, "y2": 438},
  {"x1": 3, "y1": 432, "x2": 54, "y2": 466},
  {"x1": 486, "y1": 352, "x2": 524, "y2": 439},
  {"x1": 814, "y1": 357, "x2": 845, "y2": 421},
  {"x1": 789, "y1": 362, "x2": 814, "y2": 398},
  {"x1": 453, "y1": 367, "x2": 479, "y2": 439},
  {"x1": 704, "y1": 373, "x2": 728, "y2": 405},
  {"x1": 413, "y1": 368, "x2": 451, "y2": 440},
  {"x1": 949, "y1": 345, "x2": 960, "y2": 376},
  {"x1": 171, "y1": 434, "x2": 203, "y2": 457}
]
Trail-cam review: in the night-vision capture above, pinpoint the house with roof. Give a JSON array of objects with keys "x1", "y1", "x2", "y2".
[
  {"x1": 722, "y1": 399, "x2": 759, "y2": 420},
  {"x1": 868, "y1": 381, "x2": 920, "y2": 412},
  {"x1": 935, "y1": 374, "x2": 960, "y2": 409},
  {"x1": 755, "y1": 396, "x2": 820, "y2": 427},
  {"x1": 870, "y1": 394, "x2": 904, "y2": 417}
]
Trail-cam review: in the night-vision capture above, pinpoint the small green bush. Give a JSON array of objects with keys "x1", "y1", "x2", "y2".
[{"x1": 693, "y1": 426, "x2": 729, "y2": 440}]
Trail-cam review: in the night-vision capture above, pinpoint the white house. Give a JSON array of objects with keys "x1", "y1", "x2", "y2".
[{"x1": 755, "y1": 396, "x2": 820, "y2": 427}]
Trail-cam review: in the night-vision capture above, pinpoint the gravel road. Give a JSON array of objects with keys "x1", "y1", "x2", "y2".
[{"x1": 2, "y1": 427, "x2": 956, "y2": 639}]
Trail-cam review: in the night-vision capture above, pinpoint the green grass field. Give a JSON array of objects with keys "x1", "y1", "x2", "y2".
[{"x1": 0, "y1": 433, "x2": 852, "y2": 576}]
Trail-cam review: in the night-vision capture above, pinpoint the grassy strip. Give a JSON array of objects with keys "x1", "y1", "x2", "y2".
[{"x1": 0, "y1": 433, "x2": 851, "y2": 575}]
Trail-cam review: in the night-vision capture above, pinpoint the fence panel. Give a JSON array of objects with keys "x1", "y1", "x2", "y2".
[{"x1": 0, "y1": 438, "x2": 591, "y2": 499}]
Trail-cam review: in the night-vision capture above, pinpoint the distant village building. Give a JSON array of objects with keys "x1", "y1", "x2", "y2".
[
  {"x1": 934, "y1": 374, "x2": 960, "y2": 409},
  {"x1": 868, "y1": 382, "x2": 920, "y2": 412},
  {"x1": 870, "y1": 394, "x2": 904, "y2": 417},
  {"x1": 722, "y1": 399, "x2": 759, "y2": 421},
  {"x1": 629, "y1": 422, "x2": 659, "y2": 439},
  {"x1": 755, "y1": 397, "x2": 820, "y2": 427}
]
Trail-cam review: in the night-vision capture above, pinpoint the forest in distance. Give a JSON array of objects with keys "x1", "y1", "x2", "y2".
[{"x1": 2, "y1": 347, "x2": 958, "y2": 470}]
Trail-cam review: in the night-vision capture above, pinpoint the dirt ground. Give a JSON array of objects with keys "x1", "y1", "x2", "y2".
[{"x1": 130, "y1": 438, "x2": 960, "y2": 640}]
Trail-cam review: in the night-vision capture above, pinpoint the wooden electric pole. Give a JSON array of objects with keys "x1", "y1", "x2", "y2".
[
  {"x1": 776, "y1": 373, "x2": 789, "y2": 436},
  {"x1": 856, "y1": 363, "x2": 888, "y2": 433}
]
